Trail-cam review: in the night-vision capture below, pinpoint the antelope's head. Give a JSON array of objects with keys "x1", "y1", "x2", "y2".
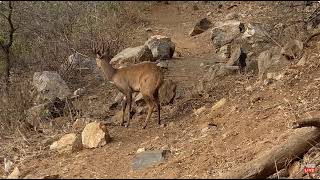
[{"x1": 93, "y1": 41, "x2": 111, "y2": 68}]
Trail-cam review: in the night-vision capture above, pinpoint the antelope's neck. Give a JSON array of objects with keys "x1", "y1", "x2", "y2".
[{"x1": 100, "y1": 60, "x2": 117, "y2": 81}]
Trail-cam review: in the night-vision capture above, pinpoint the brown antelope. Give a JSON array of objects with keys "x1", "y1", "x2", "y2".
[{"x1": 93, "y1": 42, "x2": 164, "y2": 129}]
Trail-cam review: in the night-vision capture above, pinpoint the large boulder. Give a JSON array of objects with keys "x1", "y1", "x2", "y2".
[
  {"x1": 50, "y1": 133, "x2": 83, "y2": 154},
  {"x1": 189, "y1": 18, "x2": 213, "y2": 36},
  {"x1": 211, "y1": 20, "x2": 245, "y2": 50},
  {"x1": 257, "y1": 47, "x2": 288, "y2": 80},
  {"x1": 159, "y1": 79, "x2": 177, "y2": 105},
  {"x1": 145, "y1": 35, "x2": 175, "y2": 60},
  {"x1": 33, "y1": 71, "x2": 71, "y2": 101},
  {"x1": 110, "y1": 45, "x2": 154, "y2": 67},
  {"x1": 280, "y1": 39, "x2": 303, "y2": 60},
  {"x1": 81, "y1": 122, "x2": 112, "y2": 148}
]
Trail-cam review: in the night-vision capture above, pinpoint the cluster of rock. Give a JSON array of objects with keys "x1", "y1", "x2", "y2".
[{"x1": 188, "y1": 11, "x2": 309, "y2": 84}]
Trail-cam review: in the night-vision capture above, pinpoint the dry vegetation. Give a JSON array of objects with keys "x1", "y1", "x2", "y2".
[{"x1": 1, "y1": 1, "x2": 320, "y2": 179}]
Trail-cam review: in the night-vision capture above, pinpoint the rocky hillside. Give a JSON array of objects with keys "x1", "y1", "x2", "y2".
[{"x1": 2, "y1": 1, "x2": 320, "y2": 179}]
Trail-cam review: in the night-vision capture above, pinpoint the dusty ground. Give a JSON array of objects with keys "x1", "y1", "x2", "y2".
[{"x1": 1, "y1": 1, "x2": 320, "y2": 179}]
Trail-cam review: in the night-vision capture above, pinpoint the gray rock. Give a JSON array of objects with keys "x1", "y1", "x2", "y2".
[
  {"x1": 33, "y1": 71, "x2": 71, "y2": 101},
  {"x1": 73, "y1": 87, "x2": 86, "y2": 96},
  {"x1": 280, "y1": 39, "x2": 303, "y2": 60},
  {"x1": 156, "y1": 61, "x2": 169, "y2": 69},
  {"x1": 217, "y1": 44, "x2": 231, "y2": 59},
  {"x1": 241, "y1": 23, "x2": 266, "y2": 42},
  {"x1": 211, "y1": 20, "x2": 245, "y2": 50},
  {"x1": 67, "y1": 53, "x2": 97, "y2": 70},
  {"x1": 60, "y1": 53, "x2": 97, "y2": 75},
  {"x1": 132, "y1": 150, "x2": 170, "y2": 170},
  {"x1": 189, "y1": 18, "x2": 213, "y2": 36},
  {"x1": 159, "y1": 79, "x2": 177, "y2": 105},
  {"x1": 110, "y1": 45, "x2": 153, "y2": 67},
  {"x1": 257, "y1": 47, "x2": 287, "y2": 80},
  {"x1": 145, "y1": 35, "x2": 175, "y2": 60}
]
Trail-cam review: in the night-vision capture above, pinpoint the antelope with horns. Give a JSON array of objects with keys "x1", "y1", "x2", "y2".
[{"x1": 93, "y1": 42, "x2": 164, "y2": 129}]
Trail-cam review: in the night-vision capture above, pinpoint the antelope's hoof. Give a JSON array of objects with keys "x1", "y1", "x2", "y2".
[
  {"x1": 125, "y1": 124, "x2": 129, "y2": 128},
  {"x1": 142, "y1": 125, "x2": 147, "y2": 129}
]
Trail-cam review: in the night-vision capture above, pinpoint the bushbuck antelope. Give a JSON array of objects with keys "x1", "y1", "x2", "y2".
[{"x1": 93, "y1": 43, "x2": 164, "y2": 129}]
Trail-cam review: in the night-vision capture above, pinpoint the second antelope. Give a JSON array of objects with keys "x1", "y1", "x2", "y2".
[{"x1": 93, "y1": 42, "x2": 164, "y2": 129}]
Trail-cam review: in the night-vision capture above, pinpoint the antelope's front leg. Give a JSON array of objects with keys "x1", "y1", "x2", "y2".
[
  {"x1": 125, "y1": 93, "x2": 132, "y2": 128},
  {"x1": 120, "y1": 96, "x2": 127, "y2": 126}
]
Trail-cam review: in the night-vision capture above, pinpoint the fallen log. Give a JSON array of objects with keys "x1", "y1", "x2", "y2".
[
  {"x1": 292, "y1": 118, "x2": 320, "y2": 129},
  {"x1": 218, "y1": 127, "x2": 320, "y2": 179}
]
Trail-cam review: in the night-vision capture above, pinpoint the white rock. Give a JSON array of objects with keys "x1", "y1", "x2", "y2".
[
  {"x1": 50, "y1": 133, "x2": 83, "y2": 154},
  {"x1": 82, "y1": 122, "x2": 111, "y2": 148},
  {"x1": 4, "y1": 158, "x2": 13, "y2": 173},
  {"x1": 73, "y1": 87, "x2": 86, "y2": 96},
  {"x1": 211, "y1": 98, "x2": 227, "y2": 112},
  {"x1": 7, "y1": 167, "x2": 20, "y2": 179},
  {"x1": 136, "y1": 148, "x2": 146, "y2": 154},
  {"x1": 193, "y1": 106, "x2": 207, "y2": 117}
]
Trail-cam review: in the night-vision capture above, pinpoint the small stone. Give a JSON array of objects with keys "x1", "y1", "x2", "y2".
[
  {"x1": 168, "y1": 122, "x2": 174, "y2": 127},
  {"x1": 193, "y1": 106, "x2": 207, "y2": 117},
  {"x1": 7, "y1": 167, "x2": 20, "y2": 179},
  {"x1": 161, "y1": 145, "x2": 169, "y2": 150},
  {"x1": 4, "y1": 158, "x2": 13, "y2": 174},
  {"x1": 207, "y1": 12, "x2": 212, "y2": 16},
  {"x1": 211, "y1": 98, "x2": 226, "y2": 112},
  {"x1": 137, "y1": 148, "x2": 146, "y2": 154},
  {"x1": 201, "y1": 127, "x2": 210, "y2": 133},
  {"x1": 157, "y1": 61, "x2": 169, "y2": 69},
  {"x1": 245, "y1": 86, "x2": 253, "y2": 91},
  {"x1": 73, "y1": 87, "x2": 86, "y2": 96},
  {"x1": 297, "y1": 55, "x2": 307, "y2": 66},
  {"x1": 88, "y1": 95, "x2": 98, "y2": 100},
  {"x1": 132, "y1": 150, "x2": 170, "y2": 170},
  {"x1": 200, "y1": 63, "x2": 205, "y2": 67}
]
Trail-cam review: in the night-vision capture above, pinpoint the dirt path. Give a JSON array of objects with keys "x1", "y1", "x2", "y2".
[{"x1": 7, "y1": 2, "x2": 320, "y2": 179}]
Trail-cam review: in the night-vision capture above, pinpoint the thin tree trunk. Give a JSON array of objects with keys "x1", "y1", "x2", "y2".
[{"x1": 4, "y1": 48, "x2": 11, "y2": 86}]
